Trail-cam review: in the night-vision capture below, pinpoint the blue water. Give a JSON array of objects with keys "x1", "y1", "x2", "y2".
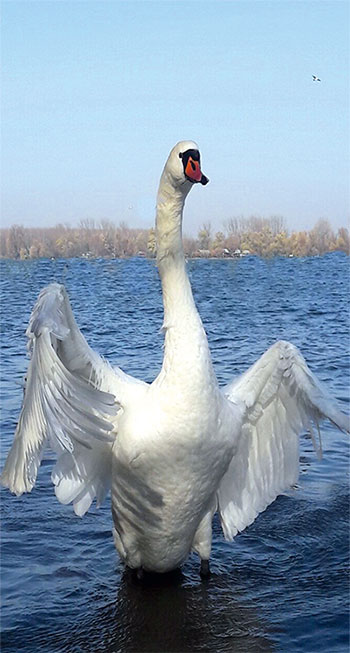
[{"x1": 1, "y1": 254, "x2": 349, "y2": 653}]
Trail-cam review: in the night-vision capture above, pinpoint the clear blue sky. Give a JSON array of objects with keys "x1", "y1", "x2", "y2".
[{"x1": 1, "y1": 0, "x2": 349, "y2": 236}]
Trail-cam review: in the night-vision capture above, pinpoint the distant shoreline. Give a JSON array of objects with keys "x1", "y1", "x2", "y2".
[
  {"x1": 1, "y1": 219, "x2": 349, "y2": 260},
  {"x1": 0, "y1": 251, "x2": 348, "y2": 262}
]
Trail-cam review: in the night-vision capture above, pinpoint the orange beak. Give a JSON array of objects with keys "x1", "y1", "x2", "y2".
[{"x1": 185, "y1": 157, "x2": 203, "y2": 183}]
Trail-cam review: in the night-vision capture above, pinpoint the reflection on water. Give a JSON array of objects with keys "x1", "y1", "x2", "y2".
[
  {"x1": 74, "y1": 568, "x2": 274, "y2": 653},
  {"x1": 1, "y1": 254, "x2": 349, "y2": 652},
  {"x1": 3, "y1": 561, "x2": 275, "y2": 653}
]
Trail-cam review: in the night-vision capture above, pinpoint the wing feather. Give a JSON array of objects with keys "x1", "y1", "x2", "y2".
[
  {"x1": 1, "y1": 283, "x2": 123, "y2": 515},
  {"x1": 218, "y1": 340, "x2": 349, "y2": 540}
]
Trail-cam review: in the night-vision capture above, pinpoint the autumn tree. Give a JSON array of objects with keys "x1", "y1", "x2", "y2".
[
  {"x1": 198, "y1": 222, "x2": 212, "y2": 250},
  {"x1": 288, "y1": 231, "x2": 311, "y2": 257},
  {"x1": 267, "y1": 231, "x2": 290, "y2": 257},
  {"x1": 240, "y1": 227, "x2": 275, "y2": 257},
  {"x1": 333, "y1": 227, "x2": 350, "y2": 254},
  {"x1": 211, "y1": 231, "x2": 225, "y2": 249}
]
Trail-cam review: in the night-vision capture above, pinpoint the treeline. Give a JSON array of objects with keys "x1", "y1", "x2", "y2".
[{"x1": 0, "y1": 217, "x2": 349, "y2": 260}]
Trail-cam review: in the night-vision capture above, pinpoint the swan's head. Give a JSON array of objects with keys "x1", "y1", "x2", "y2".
[{"x1": 164, "y1": 141, "x2": 209, "y2": 190}]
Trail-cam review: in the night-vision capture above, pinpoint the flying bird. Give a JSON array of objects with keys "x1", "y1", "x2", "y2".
[
  {"x1": 1, "y1": 141, "x2": 348, "y2": 579},
  {"x1": 312, "y1": 75, "x2": 321, "y2": 82}
]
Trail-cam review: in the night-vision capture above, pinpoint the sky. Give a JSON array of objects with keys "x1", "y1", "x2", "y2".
[{"x1": 1, "y1": 0, "x2": 349, "y2": 236}]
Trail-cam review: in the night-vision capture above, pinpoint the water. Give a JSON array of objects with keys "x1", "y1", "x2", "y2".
[{"x1": 1, "y1": 254, "x2": 349, "y2": 653}]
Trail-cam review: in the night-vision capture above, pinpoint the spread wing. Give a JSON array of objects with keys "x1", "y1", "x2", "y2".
[
  {"x1": 218, "y1": 340, "x2": 349, "y2": 540},
  {"x1": 1, "y1": 283, "x2": 144, "y2": 515}
]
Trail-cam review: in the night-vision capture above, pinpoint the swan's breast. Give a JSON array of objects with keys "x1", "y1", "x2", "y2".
[{"x1": 111, "y1": 389, "x2": 235, "y2": 545}]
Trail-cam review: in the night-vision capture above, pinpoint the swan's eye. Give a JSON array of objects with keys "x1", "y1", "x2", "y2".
[{"x1": 179, "y1": 152, "x2": 183, "y2": 159}]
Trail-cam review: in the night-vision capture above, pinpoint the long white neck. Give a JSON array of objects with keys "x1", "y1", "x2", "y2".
[
  {"x1": 155, "y1": 169, "x2": 215, "y2": 385},
  {"x1": 156, "y1": 169, "x2": 194, "y2": 325}
]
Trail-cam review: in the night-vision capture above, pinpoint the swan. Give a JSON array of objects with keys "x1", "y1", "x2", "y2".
[{"x1": 1, "y1": 140, "x2": 349, "y2": 578}]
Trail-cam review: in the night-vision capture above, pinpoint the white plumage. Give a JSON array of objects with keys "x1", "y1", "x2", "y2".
[{"x1": 1, "y1": 141, "x2": 349, "y2": 576}]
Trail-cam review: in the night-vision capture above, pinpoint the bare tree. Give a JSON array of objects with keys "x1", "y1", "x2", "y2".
[
  {"x1": 310, "y1": 218, "x2": 334, "y2": 255},
  {"x1": 6, "y1": 225, "x2": 27, "y2": 259}
]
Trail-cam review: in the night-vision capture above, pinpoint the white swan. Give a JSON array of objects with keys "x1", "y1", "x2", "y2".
[{"x1": 2, "y1": 141, "x2": 349, "y2": 577}]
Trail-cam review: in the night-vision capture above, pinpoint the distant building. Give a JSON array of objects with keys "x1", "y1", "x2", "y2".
[{"x1": 233, "y1": 248, "x2": 250, "y2": 258}]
